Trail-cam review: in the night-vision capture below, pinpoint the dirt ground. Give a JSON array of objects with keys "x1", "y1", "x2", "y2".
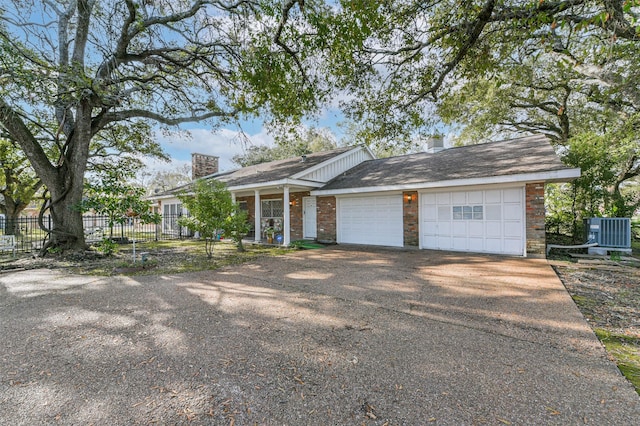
[
  {"x1": 553, "y1": 262, "x2": 640, "y2": 336},
  {"x1": 0, "y1": 241, "x2": 290, "y2": 276},
  {"x1": 552, "y1": 258, "x2": 640, "y2": 393}
]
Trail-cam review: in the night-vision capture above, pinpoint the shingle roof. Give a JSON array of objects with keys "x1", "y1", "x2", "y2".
[
  {"x1": 320, "y1": 135, "x2": 570, "y2": 191},
  {"x1": 152, "y1": 146, "x2": 355, "y2": 197}
]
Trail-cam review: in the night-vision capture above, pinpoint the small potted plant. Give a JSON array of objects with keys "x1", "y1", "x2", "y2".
[{"x1": 264, "y1": 227, "x2": 275, "y2": 244}]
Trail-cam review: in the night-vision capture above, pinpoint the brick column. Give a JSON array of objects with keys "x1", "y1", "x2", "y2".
[
  {"x1": 316, "y1": 196, "x2": 337, "y2": 243},
  {"x1": 525, "y1": 182, "x2": 546, "y2": 256},
  {"x1": 403, "y1": 191, "x2": 419, "y2": 246},
  {"x1": 289, "y1": 191, "x2": 308, "y2": 241}
]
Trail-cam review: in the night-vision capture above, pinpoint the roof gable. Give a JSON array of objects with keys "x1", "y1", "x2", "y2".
[{"x1": 291, "y1": 146, "x2": 375, "y2": 183}]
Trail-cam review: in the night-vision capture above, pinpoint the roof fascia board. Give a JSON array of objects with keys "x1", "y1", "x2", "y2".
[
  {"x1": 227, "y1": 178, "x2": 324, "y2": 192},
  {"x1": 311, "y1": 168, "x2": 581, "y2": 196},
  {"x1": 290, "y1": 146, "x2": 374, "y2": 180}
]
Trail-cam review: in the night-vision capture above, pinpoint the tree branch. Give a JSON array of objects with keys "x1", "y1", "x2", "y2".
[
  {"x1": 0, "y1": 98, "x2": 56, "y2": 183},
  {"x1": 273, "y1": 0, "x2": 308, "y2": 85},
  {"x1": 94, "y1": 107, "x2": 238, "y2": 131},
  {"x1": 407, "y1": 0, "x2": 497, "y2": 104}
]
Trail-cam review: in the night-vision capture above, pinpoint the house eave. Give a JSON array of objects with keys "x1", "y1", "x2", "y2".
[
  {"x1": 227, "y1": 178, "x2": 325, "y2": 193},
  {"x1": 148, "y1": 193, "x2": 181, "y2": 201},
  {"x1": 311, "y1": 168, "x2": 582, "y2": 196}
]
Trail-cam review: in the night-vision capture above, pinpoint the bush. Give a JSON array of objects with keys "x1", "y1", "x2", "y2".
[{"x1": 96, "y1": 237, "x2": 118, "y2": 256}]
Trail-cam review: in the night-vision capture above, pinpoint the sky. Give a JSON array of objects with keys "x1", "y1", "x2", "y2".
[{"x1": 144, "y1": 107, "x2": 348, "y2": 176}]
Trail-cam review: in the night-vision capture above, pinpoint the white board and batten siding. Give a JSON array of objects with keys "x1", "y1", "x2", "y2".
[
  {"x1": 296, "y1": 148, "x2": 373, "y2": 183},
  {"x1": 337, "y1": 194, "x2": 404, "y2": 247},
  {"x1": 420, "y1": 187, "x2": 525, "y2": 256}
]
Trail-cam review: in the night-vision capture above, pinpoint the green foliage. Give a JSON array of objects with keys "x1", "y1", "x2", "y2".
[
  {"x1": 0, "y1": 138, "x2": 42, "y2": 227},
  {"x1": 565, "y1": 127, "x2": 640, "y2": 216},
  {"x1": 178, "y1": 180, "x2": 236, "y2": 258},
  {"x1": 595, "y1": 328, "x2": 640, "y2": 395},
  {"x1": 88, "y1": 121, "x2": 169, "y2": 174},
  {"x1": 96, "y1": 237, "x2": 118, "y2": 256},
  {"x1": 232, "y1": 126, "x2": 338, "y2": 167},
  {"x1": 435, "y1": 36, "x2": 640, "y2": 234},
  {"x1": 546, "y1": 124, "x2": 640, "y2": 239},
  {"x1": 223, "y1": 207, "x2": 251, "y2": 252},
  {"x1": 46, "y1": 246, "x2": 61, "y2": 255},
  {"x1": 0, "y1": 1, "x2": 334, "y2": 250},
  {"x1": 231, "y1": 145, "x2": 285, "y2": 168},
  {"x1": 545, "y1": 183, "x2": 579, "y2": 237},
  {"x1": 81, "y1": 169, "x2": 160, "y2": 237},
  {"x1": 325, "y1": 1, "x2": 640, "y2": 148}
]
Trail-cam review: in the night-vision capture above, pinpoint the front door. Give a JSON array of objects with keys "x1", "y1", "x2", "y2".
[{"x1": 303, "y1": 196, "x2": 317, "y2": 239}]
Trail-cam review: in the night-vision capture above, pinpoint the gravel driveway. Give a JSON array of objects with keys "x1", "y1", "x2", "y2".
[{"x1": 1, "y1": 246, "x2": 639, "y2": 425}]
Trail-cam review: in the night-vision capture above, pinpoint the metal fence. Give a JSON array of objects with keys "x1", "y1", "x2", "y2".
[{"x1": 0, "y1": 214, "x2": 190, "y2": 254}]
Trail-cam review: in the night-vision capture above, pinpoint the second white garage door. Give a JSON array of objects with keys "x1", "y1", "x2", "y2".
[
  {"x1": 420, "y1": 188, "x2": 524, "y2": 255},
  {"x1": 338, "y1": 195, "x2": 403, "y2": 247}
]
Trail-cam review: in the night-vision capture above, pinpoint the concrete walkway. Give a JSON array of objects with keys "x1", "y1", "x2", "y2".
[{"x1": 1, "y1": 246, "x2": 638, "y2": 424}]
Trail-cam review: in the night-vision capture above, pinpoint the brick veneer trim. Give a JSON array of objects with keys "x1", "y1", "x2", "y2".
[
  {"x1": 316, "y1": 196, "x2": 337, "y2": 243},
  {"x1": 525, "y1": 182, "x2": 546, "y2": 255}
]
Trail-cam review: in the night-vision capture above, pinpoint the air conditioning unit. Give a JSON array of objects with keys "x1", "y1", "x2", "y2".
[{"x1": 584, "y1": 217, "x2": 631, "y2": 250}]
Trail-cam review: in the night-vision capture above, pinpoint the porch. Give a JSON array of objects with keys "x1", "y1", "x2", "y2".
[{"x1": 232, "y1": 187, "x2": 317, "y2": 246}]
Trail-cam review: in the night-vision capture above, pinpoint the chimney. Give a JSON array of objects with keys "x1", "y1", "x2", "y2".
[
  {"x1": 425, "y1": 136, "x2": 445, "y2": 153},
  {"x1": 191, "y1": 153, "x2": 219, "y2": 180}
]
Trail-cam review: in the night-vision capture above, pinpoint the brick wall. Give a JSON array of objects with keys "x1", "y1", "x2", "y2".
[
  {"x1": 525, "y1": 182, "x2": 546, "y2": 256},
  {"x1": 289, "y1": 191, "x2": 309, "y2": 240},
  {"x1": 403, "y1": 191, "x2": 419, "y2": 246},
  {"x1": 316, "y1": 196, "x2": 337, "y2": 243},
  {"x1": 236, "y1": 196, "x2": 254, "y2": 224}
]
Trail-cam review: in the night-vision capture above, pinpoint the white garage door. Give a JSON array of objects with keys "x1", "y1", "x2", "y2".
[
  {"x1": 421, "y1": 188, "x2": 524, "y2": 255},
  {"x1": 338, "y1": 195, "x2": 403, "y2": 247}
]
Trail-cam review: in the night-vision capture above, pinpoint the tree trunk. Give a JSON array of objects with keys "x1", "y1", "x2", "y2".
[
  {"x1": 38, "y1": 103, "x2": 93, "y2": 253},
  {"x1": 45, "y1": 177, "x2": 86, "y2": 250},
  {"x1": 2, "y1": 197, "x2": 26, "y2": 236},
  {"x1": 45, "y1": 133, "x2": 91, "y2": 251}
]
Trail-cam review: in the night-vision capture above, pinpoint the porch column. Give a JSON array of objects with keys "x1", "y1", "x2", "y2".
[
  {"x1": 254, "y1": 190, "x2": 261, "y2": 242},
  {"x1": 231, "y1": 192, "x2": 236, "y2": 203},
  {"x1": 283, "y1": 185, "x2": 291, "y2": 246}
]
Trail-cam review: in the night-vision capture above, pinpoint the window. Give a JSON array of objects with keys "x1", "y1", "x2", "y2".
[
  {"x1": 261, "y1": 199, "x2": 283, "y2": 218},
  {"x1": 473, "y1": 205, "x2": 483, "y2": 220},
  {"x1": 163, "y1": 203, "x2": 183, "y2": 233},
  {"x1": 163, "y1": 203, "x2": 182, "y2": 217},
  {"x1": 453, "y1": 205, "x2": 483, "y2": 220}
]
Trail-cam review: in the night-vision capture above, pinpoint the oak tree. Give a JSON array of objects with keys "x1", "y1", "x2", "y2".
[{"x1": 0, "y1": 0, "x2": 327, "y2": 251}]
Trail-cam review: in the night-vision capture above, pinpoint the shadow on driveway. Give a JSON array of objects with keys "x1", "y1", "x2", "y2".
[{"x1": 1, "y1": 246, "x2": 638, "y2": 424}]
